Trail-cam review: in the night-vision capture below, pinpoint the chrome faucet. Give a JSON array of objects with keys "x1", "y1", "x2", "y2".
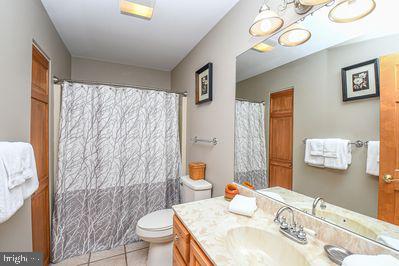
[
  {"x1": 274, "y1": 206, "x2": 307, "y2": 244},
  {"x1": 312, "y1": 197, "x2": 327, "y2": 215}
]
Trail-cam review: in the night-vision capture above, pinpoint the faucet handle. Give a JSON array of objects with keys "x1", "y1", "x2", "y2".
[
  {"x1": 297, "y1": 225, "x2": 307, "y2": 240},
  {"x1": 280, "y1": 216, "x2": 289, "y2": 230}
]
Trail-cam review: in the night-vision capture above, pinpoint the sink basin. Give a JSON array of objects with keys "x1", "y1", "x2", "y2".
[
  {"x1": 303, "y1": 208, "x2": 378, "y2": 239},
  {"x1": 225, "y1": 227, "x2": 311, "y2": 266}
]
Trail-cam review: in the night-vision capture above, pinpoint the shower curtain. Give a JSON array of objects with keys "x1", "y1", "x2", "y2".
[
  {"x1": 234, "y1": 100, "x2": 267, "y2": 189},
  {"x1": 51, "y1": 82, "x2": 181, "y2": 262}
]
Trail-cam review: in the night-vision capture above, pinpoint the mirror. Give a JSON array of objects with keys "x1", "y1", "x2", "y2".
[{"x1": 235, "y1": 0, "x2": 399, "y2": 251}]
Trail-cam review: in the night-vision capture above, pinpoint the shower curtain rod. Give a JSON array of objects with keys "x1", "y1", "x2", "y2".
[
  {"x1": 236, "y1": 97, "x2": 265, "y2": 104},
  {"x1": 53, "y1": 76, "x2": 188, "y2": 97}
]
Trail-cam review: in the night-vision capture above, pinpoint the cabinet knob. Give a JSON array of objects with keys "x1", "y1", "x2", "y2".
[{"x1": 174, "y1": 234, "x2": 179, "y2": 241}]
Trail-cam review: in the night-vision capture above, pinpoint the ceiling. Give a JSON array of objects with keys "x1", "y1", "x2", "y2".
[
  {"x1": 41, "y1": 0, "x2": 240, "y2": 71},
  {"x1": 237, "y1": 0, "x2": 399, "y2": 82}
]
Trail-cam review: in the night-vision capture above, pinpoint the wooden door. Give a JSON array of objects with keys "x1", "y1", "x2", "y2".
[
  {"x1": 269, "y1": 88, "x2": 293, "y2": 190},
  {"x1": 31, "y1": 45, "x2": 50, "y2": 264}
]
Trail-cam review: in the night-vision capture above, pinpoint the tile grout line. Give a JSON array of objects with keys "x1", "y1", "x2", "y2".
[
  {"x1": 126, "y1": 246, "x2": 149, "y2": 254},
  {"x1": 124, "y1": 245, "x2": 128, "y2": 266},
  {"x1": 88, "y1": 252, "x2": 91, "y2": 265}
]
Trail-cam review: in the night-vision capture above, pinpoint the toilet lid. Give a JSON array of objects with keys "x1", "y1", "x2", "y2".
[{"x1": 137, "y1": 209, "x2": 174, "y2": 232}]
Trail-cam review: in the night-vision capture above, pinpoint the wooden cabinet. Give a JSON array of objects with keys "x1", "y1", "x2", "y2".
[{"x1": 173, "y1": 215, "x2": 213, "y2": 266}]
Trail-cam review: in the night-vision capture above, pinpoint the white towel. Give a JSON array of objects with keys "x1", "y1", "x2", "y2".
[
  {"x1": 228, "y1": 195, "x2": 257, "y2": 217},
  {"x1": 0, "y1": 142, "x2": 36, "y2": 189},
  {"x1": 0, "y1": 142, "x2": 39, "y2": 223},
  {"x1": 0, "y1": 161, "x2": 24, "y2": 223},
  {"x1": 366, "y1": 141, "x2": 380, "y2": 176},
  {"x1": 342, "y1": 254, "x2": 399, "y2": 266},
  {"x1": 377, "y1": 234, "x2": 399, "y2": 250},
  {"x1": 323, "y1": 139, "x2": 351, "y2": 170},
  {"x1": 257, "y1": 190, "x2": 285, "y2": 203},
  {"x1": 305, "y1": 139, "x2": 325, "y2": 167}
]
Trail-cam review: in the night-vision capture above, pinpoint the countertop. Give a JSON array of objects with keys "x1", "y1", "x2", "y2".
[{"x1": 172, "y1": 196, "x2": 335, "y2": 266}]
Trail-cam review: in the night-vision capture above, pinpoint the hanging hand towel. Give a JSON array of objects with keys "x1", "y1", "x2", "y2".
[
  {"x1": 366, "y1": 141, "x2": 380, "y2": 176},
  {"x1": 0, "y1": 142, "x2": 37, "y2": 189},
  {"x1": 305, "y1": 139, "x2": 325, "y2": 167},
  {"x1": 0, "y1": 161, "x2": 24, "y2": 223},
  {"x1": 342, "y1": 254, "x2": 399, "y2": 266},
  {"x1": 228, "y1": 195, "x2": 257, "y2": 217},
  {"x1": 323, "y1": 139, "x2": 351, "y2": 170}
]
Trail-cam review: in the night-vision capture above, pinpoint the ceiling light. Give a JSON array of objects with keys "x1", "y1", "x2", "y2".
[
  {"x1": 252, "y1": 42, "x2": 275, "y2": 53},
  {"x1": 249, "y1": 4, "x2": 284, "y2": 37},
  {"x1": 119, "y1": 0, "x2": 155, "y2": 20},
  {"x1": 278, "y1": 24, "x2": 311, "y2": 47},
  {"x1": 329, "y1": 0, "x2": 376, "y2": 23},
  {"x1": 299, "y1": 0, "x2": 332, "y2": 5}
]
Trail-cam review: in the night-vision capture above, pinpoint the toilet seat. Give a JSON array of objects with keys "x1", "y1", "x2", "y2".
[{"x1": 136, "y1": 209, "x2": 174, "y2": 243}]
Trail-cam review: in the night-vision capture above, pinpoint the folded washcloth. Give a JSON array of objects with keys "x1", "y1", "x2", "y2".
[
  {"x1": 228, "y1": 195, "x2": 257, "y2": 217},
  {"x1": 366, "y1": 141, "x2": 380, "y2": 176},
  {"x1": 305, "y1": 139, "x2": 325, "y2": 167},
  {"x1": 377, "y1": 234, "x2": 399, "y2": 250},
  {"x1": 257, "y1": 190, "x2": 285, "y2": 203},
  {"x1": 342, "y1": 254, "x2": 399, "y2": 266},
  {"x1": 310, "y1": 139, "x2": 324, "y2": 156}
]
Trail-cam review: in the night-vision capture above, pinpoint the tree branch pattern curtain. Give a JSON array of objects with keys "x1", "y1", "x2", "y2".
[
  {"x1": 51, "y1": 82, "x2": 181, "y2": 262},
  {"x1": 234, "y1": 100, "x2": 267, "y2": 189}
]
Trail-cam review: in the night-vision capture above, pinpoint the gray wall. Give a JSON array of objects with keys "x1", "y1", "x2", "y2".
[
  {"x1": 71, "y1": 57, "x2": 171, "y2": 89},
  {"x1": 236, "y1": 34, "x2": 399, "y2": 217},
  {"x1": 0, "y1": 0, "x2": 71, "y2": 251},
  {"x1": 171, "y1": 0, "x2": 308, "y2": 197}
]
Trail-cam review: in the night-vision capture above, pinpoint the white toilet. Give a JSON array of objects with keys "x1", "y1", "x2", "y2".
[{"x1": 136, "y1": 175, "x2": 212, "y2": 266}]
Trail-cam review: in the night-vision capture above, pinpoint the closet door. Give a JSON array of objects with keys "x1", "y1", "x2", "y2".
[
  {"x1": 269, "y1": 88, "x2": 293, "y2": 190},
  {"x1": 31, "y1": 44, "x2": 50, "y2": 265}
]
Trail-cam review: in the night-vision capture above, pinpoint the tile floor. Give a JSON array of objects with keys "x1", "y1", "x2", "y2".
[{"x1": 51, "y1": 241, "x2": 149, "y2": 266}]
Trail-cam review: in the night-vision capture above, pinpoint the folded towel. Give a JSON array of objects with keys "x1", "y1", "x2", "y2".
[
  {"x1": 342, "y1": 254, "x2": 399, "y2": 266},
  {"x1": 377, "y1": 234, "x2": 399, "y2": 250},
  {"x1": 257, "y1": 190, "x2": 285, "y2": 203},
  {"x1": 323, "y1": 139, "x2": 338, "y2": 158},
  {"x1": 305, "y1": 139, "x2": 325, "y2": 167},
  {"x1": 228, "y1": 195, "x2": 257, "y2": 217},
  {"x1": 310, "y1": 139, "x2": 324, "y2": 156},
  {"x1": 0, "y1": 161, "x2": 24, "y2": 223},
  {"x1": 366, "y1": 141, "x2": 380, "y2": 176},
  {"x1": 0, "y1": 142, "x2": 36, "y2": 189},
  {"x1": 324, "y1": 139, "x2": 351, "y2": 170}
]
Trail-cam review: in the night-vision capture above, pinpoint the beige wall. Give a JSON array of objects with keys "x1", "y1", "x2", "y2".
[
  {"x1": 0, "y1": 0, "x2": 71, "y2": 251},
  {"x1": 170, "y1": 0, "x2": 310, "y2": 197},
  {"x1": 236, "y1": 34, "x2": 399, "y2": 217},
  {"x1": 71, "y1": 57, "x2": 171, "y2": 89}
]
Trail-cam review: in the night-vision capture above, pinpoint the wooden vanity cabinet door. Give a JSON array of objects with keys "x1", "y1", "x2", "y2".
[
  {"x1": 189, "y1": 239, "x2": 213, "y2": 266},
  {"x1": 173, "y1": 215, "x2": 190, "y2": 263},
  {"x1": 173, "y1": 244, "x2": 187, "y2": 266}
]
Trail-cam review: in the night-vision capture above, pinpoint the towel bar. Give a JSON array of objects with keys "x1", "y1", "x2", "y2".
[{"x1": 302, "y1": 138, "x2": 367, "y2": 148}]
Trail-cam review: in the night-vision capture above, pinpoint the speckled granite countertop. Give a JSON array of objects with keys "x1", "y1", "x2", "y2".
[
  {"x1": 172, "y1": 197, "x2": 335, "y2": 266},
  {"x1": 259, "y1": 187, "x2": 399, "y2": 244}
]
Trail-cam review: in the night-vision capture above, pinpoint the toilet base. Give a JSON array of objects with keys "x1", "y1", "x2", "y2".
[{"x1": 147, "y1": 241, "x2": 173, "y2": 266}]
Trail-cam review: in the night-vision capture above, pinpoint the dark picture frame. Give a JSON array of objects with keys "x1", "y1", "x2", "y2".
[
  {"x1": 341, "y1": 59, "x2": 380, "y2": 102},
  {"x1": 195, "y1": 63, "x2": 213, "y2": 104}
]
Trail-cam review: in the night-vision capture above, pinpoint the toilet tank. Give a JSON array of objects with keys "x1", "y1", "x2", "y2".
[{"x1": 180, "y1": 175, "x2": 212, "y2": 203}]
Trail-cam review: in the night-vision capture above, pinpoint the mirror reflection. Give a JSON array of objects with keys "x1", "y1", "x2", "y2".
[{"x1": 235, "y1": 0, "x2": 399, "y2": 251}]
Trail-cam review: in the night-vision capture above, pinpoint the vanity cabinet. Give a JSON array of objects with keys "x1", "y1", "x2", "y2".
[{"x1": 173, "y1": 215, "x2": 213, "y2": 266}]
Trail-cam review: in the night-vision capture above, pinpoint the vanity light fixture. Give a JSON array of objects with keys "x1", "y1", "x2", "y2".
[
  {"x1": 119, "y1": 0, "x2": 155, "y2": 20},
  {"x1": 278, "y1": 23, "x2": 311, "y2": 47},
  {"x1": 329, "y1": 0, "x2": 376, "y2": 23},
  {"x1": 252, "y1": 42, "x2": 275, "y2": 53},
  {"x1": 249, "y1": 3, "x2": 284, "y2": 37}
]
